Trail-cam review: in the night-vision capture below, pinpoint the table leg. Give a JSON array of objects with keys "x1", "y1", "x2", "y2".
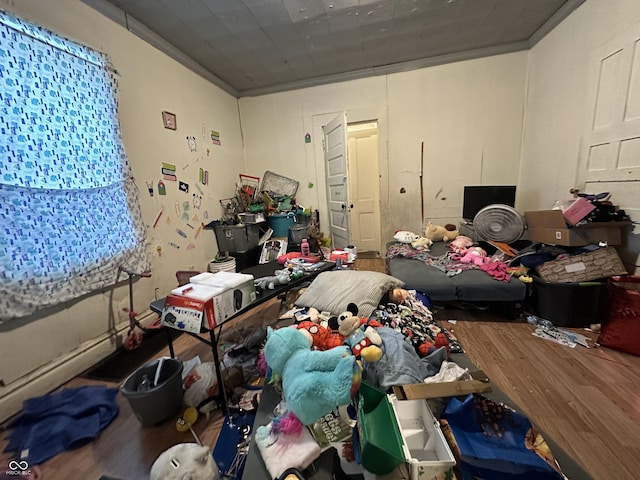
[
  {"x1": 210, "y1": 327, "x2": 228, "y2": 415},
  {"x1": 165, "y1": 327, "x2": 175, "y2": 358}
]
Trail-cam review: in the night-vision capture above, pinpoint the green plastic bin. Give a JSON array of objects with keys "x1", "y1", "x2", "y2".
[{"x1": 357, "y1": 381, "x2": 406, "y2": 474}]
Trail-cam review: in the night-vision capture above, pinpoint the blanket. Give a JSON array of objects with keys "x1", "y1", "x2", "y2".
[
  {"x1": 4, "y1": 385, "x2": 119, "y2": 464},
  {"x1": 385, "y1": 242, "x2": 512, "y2": 282},
  {"x1": 363, "y1": 327, "x2": 448, "y2": 389},
  {"x1": 371, "y1": 290, "x2": 463, "y2": 354}
]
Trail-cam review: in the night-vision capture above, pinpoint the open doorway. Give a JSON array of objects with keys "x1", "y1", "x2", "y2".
[
  {"x1": 347, "y1": 121, "x2": 381, "y2": 257},
  {"x1": 314, "y1": 107, "x2": 388, "y2": 257}
]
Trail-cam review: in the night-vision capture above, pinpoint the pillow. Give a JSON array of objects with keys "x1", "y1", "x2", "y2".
[{"x1": 296, "y1": 270, "x2": 404, "y2": 318}]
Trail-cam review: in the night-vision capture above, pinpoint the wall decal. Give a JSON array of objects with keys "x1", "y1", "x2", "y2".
[
  {"x1": 152, "y1": 208, "x2": 163, "y2": 229},
  {"x1": 157, "y1": 180, "x2": 166, "y2": 195},
  {"x1": 210, "y1": 130, "x2": 221, "y2": 145},
  {"x1": 162, "y1": 162, "x2": 177, "y2": 181},
  {"x1": 186, "y1": 135, "x2": 197, "y2": 152},
  {"x1": 199, "y1": 168, "x2": 209, "y2": 185},
  {"x1": 178, "y1": 181, "x2": 189, "y2": 193}
]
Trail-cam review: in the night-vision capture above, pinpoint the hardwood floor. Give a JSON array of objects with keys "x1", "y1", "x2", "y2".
[{"x1": 2, "y1": 258, "x2": 639, "y2": 480}]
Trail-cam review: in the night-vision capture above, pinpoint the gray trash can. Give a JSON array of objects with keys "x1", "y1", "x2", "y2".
[{"x1": 120, "y1": 356, "x2": 184, "y2": 426}]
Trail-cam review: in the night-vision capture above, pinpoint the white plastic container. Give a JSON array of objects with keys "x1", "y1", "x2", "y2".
[{"x1": 389, "y1": 394, "x2": 456, "y2": 480}]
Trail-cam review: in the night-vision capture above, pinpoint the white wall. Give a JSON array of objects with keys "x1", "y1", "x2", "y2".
[
  {"x1": 520, "y1": 0, "x2": 640, "y2": 271},
  {"x1": 0, "y1": 0, "x2": 244, "y2": 421},
  {"x1": 239, "y1": 52, "x2": 528, "y2": 245}
]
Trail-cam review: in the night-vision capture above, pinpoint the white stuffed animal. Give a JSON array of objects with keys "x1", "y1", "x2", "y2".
[
  {"x1": 393, "y1": 230, "x2": 419, "y2": 243},
  {"x1": 411, "y1": 236, "x2": 433, "y2": 251},
  {"x1": 150, "y1": 443, "x2": 219, "y2": 480}
]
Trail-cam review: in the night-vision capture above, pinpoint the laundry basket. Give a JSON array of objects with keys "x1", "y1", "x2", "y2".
[{"x1": 120, "y1": 357, "x2": 184, "y2": 426}]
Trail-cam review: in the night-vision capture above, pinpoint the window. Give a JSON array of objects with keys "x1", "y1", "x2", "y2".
[{"x1": 0, "y1": 11, "x2": 149, "y2": 322}]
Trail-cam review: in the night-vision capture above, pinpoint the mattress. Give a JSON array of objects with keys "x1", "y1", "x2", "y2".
[{"x1": 386, "y1": 242, "x2": 526, "y2": 303}]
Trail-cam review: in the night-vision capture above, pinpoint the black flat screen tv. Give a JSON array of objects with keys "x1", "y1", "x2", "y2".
[{"x1": 462, "y1": 185, "x2": 516, "y2": 221}]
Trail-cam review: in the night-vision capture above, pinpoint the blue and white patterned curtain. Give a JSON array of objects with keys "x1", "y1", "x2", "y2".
[{"x1": 0, "y1": 11, "x2": 150, "y2": 322}]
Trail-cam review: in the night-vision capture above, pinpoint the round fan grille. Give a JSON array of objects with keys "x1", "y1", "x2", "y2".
[{"x1": 473, "y1": 204, "x2": 525, "y2": 244}]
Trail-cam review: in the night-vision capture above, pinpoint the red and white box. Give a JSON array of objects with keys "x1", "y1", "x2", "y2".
[
  {"x1": 161, "y1": 273, "x2": 256, "y2": 333},
  {"x1": 162, "y1": 284, "x2": 224, "y2": 333}
]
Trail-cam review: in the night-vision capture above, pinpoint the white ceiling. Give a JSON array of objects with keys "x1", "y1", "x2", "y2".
[{"x1": 83, "y1": 0, "x2": 585, "y2": 97}]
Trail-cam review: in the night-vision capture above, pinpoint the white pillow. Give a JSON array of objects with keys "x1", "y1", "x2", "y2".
[{"x1": 296, "y1": 270, "x2": 404, "y2": 318}]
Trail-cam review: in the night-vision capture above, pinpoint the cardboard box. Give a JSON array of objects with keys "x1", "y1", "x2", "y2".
[
  {"x1": 161, "y1": 284, "x2": 223, "y2": 333},
  {"x1": 524, "y1": 210, "x2": 628, "y2": 246},
  {"x1": 535, "y1": 247, "x2": 627, "y2": 283},
  {"x1": 162, "y1": 275, "x2": 256, "y2": 332},
  {"x1": 392, "y1": 370, "x2": 491, "y2": 401}
]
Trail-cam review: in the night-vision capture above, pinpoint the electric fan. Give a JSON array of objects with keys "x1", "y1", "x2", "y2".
[{"x1": 472, "y1": 204, "x2": 526, "y2": 244}]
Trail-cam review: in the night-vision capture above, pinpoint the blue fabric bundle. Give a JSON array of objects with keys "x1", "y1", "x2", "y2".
[
  {"x1": 443, "y1": 394, "x2": 564, "y2": 480},
  {"x1": 4, "y1": 385, "x2": 119, "y2": 464}
]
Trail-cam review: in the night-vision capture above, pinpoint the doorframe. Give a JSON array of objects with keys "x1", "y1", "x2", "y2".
[{"x1": 312, "y1": 106, "x2": 389, "y2": 255}]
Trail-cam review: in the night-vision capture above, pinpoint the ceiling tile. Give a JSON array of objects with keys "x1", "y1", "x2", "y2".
[{"x1": 90, "y1": 0, "x2": 584, "y2": 95}]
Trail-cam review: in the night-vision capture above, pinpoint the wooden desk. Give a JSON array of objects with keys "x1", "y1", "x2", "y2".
[{"x1": 150, "y1": 260, "x2": 335, "y2": 413}]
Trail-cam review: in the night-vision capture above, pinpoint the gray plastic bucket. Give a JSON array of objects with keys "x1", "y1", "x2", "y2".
[{"x1": 120, "y1": 357, "x2": 184, "y2": 426}]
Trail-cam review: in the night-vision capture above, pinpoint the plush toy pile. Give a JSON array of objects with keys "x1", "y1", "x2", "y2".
[
  {"x1": 393, "y1": 230, "x2": 433, "y2": 251},
  {"x1": 262, "y1": 326, "x2": 361, "y2": 425}
]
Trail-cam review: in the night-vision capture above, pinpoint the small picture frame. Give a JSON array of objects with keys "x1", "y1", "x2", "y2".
[{"x1": 162, "y1": 111, "x2": 176, "y2": 130}]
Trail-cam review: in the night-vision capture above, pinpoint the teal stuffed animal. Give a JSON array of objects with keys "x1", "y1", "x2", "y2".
[{"x1": 263, "y1": 327, "x2": 361, "y2": 425}]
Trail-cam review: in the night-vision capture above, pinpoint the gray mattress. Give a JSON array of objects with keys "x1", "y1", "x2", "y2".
[{"x1": 387, "y1": 242, "x2": 526, "y2": 303}]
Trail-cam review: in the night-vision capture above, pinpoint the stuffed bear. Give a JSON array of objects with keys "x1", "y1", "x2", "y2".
[
  {"x1": 150, "y1": 443, "x2": 219, "y2": 480},
  {"x1": 424, "y1": 221, "x2": 460, "y2": 242},
  {"x1": 263, "y1": 327, "x2": 360, "y2": 425},
  {"x1": 337, "y1": 303, "x2": 383, "y2": 362}
]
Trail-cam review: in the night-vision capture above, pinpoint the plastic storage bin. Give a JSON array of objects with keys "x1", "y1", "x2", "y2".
[
  {"x1": 230, "y1": 245, "x2": 262, "y2": 270},
  {"x1": 289, "y1": 224, "x2": 308, "y2": 244},
  {"x1": 120, "y1": 357, "x2": 184, "y2": 426},
  {"x1": 357, "y1": 381, "x2": 455, "y2": 478},
  {"x1": 268, "y1": 213, "x2": 310, "y2": 238},
  {"x1": 212, "y1": 222, "x2": 263, "y2": 253},
  {"x1": 531, "y1": 276, "x2": 607, "y2": 327}
]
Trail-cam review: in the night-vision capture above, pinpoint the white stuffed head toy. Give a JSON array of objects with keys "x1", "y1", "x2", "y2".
[
  {"x1": 150, "y1": 443, "x2": 219, "y2": 480},
  {"x1": 393, "y1": 230, "x2": 419, "y2": 244}
]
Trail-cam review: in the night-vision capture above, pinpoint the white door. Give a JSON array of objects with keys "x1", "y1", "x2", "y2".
[
  {"x1": 323, "y1": 112, "x2": 350, "y2": 249},
  {"x1": 347, "y1": 122, "x2": 381, "y2": 254},
  {"x1": 578, "y1": 21, "x2": 640, "y2": 184}
]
